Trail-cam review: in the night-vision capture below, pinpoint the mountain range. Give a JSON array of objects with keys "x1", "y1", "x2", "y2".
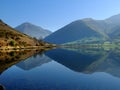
[
  {"x1": 0, "y1": 20, "x2": 53, "y2": 49},
  {"x1": 15, "y1": 22, "x2": 52, "y2": 39},
  {"x1": 44, "y1": 14, "x2": 120, "y2": 44}
]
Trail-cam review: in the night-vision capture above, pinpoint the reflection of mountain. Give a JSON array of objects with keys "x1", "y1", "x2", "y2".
[
  {"x1": 0, "y1": 50, "x2": 46, "y2": 74},
  {"x1": 61, "y1": 47, "x2": 106, "y2": 55},
  {"x1": 45, "y1": 48, "x2": 120, "y2": 78},
  {"x1": 87, "y1": 50, "x2": 120, "y2": 77},
  {"x1": 16, "y1": 54, "x2": 52, "y2": 70},
  {"x1": 45, "y1": 48, "x2": 105, "y2": 72}
]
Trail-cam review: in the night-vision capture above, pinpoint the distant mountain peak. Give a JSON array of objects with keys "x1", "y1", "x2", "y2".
[
  {"x1": 0, "y1": 20, "x2": 48, "y2": 47},
  {"x1": 82, "y1": 18, "x2": 93, "y2": 21},
  {"x1": 22, "y1": 22, "x2": 31, "y2": 24},
  {"x1": 107, "y1": 13, "x2": 120, "y2": 19},
  {"x1": 105, "y1": 13, "x2": 120, "y2": 24},
  {"x1": 19, "y1": 22, "x2": 40, "y2": 28},
  {"x1": 22, "y1": 22, "x2": 31, "y2": 25},
  {"x1": 15, "y1": 22, "x2": 52, "y2": 39}
]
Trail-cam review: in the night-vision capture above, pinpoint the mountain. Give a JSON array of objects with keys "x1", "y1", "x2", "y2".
[
  {"x1": 44, "y1": 20, "x2": 106, "y2": 44},
  {"x1": 105, "y1": 14, "x2": 120, "y2": 39},
  {"x1": 105, "y1": 14, "x2": 120, "y2": 27},
  {"x1": 16, "y1": 54, "x2": 52, "y2": 70},
  {"x1": 44, "y1": 14, "x2": 120, "y2": 44},
  {"x1": 0, "y1": 20, "x2": 53, "y2": 49},
  {"x1": 83, "y1": 14, "x2": 120, "y2": 38},
  {"x1": 15, "y1": 22, "x2": 52, "y2": 39}
]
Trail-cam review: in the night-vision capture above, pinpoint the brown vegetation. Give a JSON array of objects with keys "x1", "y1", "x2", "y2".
[{"x1": 0, "y1": 20, "x2": 56, "y2": 49}]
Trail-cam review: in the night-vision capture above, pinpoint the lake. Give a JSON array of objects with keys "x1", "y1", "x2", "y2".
[{"x1": 0, "y1": 47, "x2": 120, "y2": 90}]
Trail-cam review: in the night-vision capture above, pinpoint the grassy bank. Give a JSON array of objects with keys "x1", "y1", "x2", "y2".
[{"x1": 0, "y1": 44, "x2": 57, "y2": 51}]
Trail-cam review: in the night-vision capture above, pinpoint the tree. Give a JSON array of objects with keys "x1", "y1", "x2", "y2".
[{"x1": 9, "y1": 40, "x2": 15, "y2": 46}]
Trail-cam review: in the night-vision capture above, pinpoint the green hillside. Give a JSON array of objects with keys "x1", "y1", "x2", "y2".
[
  {"x1": 44, "y1": 20, "x2": 106, "y2": 44},
  {"x1": 44, "y1": 14, "x2": 120, "y2": 44}
]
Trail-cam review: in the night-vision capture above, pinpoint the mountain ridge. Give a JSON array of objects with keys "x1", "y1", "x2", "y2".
[
  {"x1": 44, "y1": 13, "x2": 120, "y2": 44},
  {"x1": 15, "y1": 22, "x2": 52, "y2": 39},
  {"x1": 44, "y1": 19, "x2": 107, "y2": 44},
  {"x1": 0, "y1": 20, "x2": 54, "y2": 49}
]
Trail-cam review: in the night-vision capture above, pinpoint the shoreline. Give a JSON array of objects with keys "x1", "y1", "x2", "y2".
[{"x1": 0, "y1": 45, "x2": 57, "y2": 51}]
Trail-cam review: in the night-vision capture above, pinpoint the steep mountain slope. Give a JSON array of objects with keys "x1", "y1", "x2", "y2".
[
  {"x1": 104, "y1": 14, "x2": 120, "y2": 39},
  {"x1": 44, "y1": 20, "x2": 106, "y2": 44},
  {"x1": 105, "y1": 14, "x2": 120, "y2": 26},
  {"x1": 0, "y1": 20, "x2": 51, "y2": 48},
  {"x1": 82, "y1": 14, "x2": 120, "y2": 36},
  {"x1": 15, "y1": 22, "x2": 52, "y2": 39},
  {"x1": 82, "y1": 18, "x2": 108, "y2": 36},
  {"x1": 44, "y1": 14, "x2": 120, "y2": 44}
]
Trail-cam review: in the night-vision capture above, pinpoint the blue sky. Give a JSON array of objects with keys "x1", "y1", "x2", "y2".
[{"x1": 1, "y1": 0, "x2": 120, "y2": 31}]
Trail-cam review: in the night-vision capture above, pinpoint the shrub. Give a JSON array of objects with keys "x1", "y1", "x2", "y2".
[{"x1": 9, "y1": 40, "x2": 15, "y2": 46}]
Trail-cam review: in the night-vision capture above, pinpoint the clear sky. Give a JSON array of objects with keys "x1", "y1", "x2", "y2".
[{"x1": 1, "y1": 0, "x2": 120, "y2": 31}]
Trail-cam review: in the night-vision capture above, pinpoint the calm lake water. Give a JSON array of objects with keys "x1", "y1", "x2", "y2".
[{"x1": 0, "y1": 48, "x2": 120, "y2": 90}]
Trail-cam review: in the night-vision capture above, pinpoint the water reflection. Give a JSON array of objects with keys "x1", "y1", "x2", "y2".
[
  {"x1": 1, "y1": 47, "x2": 120, "y2": 90},
  {"x1": 45, "y1": 48, "x2": 120, "y2": 77},
  {"x1": 16, "y1": 54, "x2": 52, "y2": 70},
  {"x1": 1, "y1": 48, "x2": 120, "y2": 77},
  {"x1": 0, "y1": 49, "x2": 47, "y2": 74}
]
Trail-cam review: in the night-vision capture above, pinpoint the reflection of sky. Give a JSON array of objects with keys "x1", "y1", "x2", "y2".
[
  {"x1": 0, "y1": 61, "x2": 120, "y2": 90},
  {"x1": 0, "y1": 48, "x2": 120, "y2": 90}
]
